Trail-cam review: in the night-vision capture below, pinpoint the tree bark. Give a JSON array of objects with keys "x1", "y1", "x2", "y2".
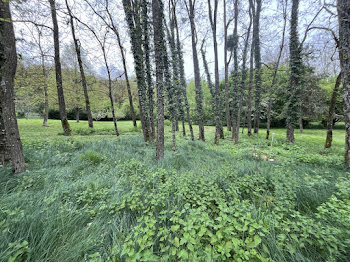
[
  {"x1": 253, "y1": 0, "x2": 262, "y2": 134},
  {"x1": 49, "y1": 0, "x2": 71, "y2": 136},
  {"x1": 325, "y1": 73, "x2": 342, "y2": 148},
  {"x1": 247, "y1": 27, "x2": 254, "y2": 137},
  {"x1": 207, "y1": 0, "x2": 224, "y2": 144},
  {"x1": 286, "y1": 0, "x2": 302, "y2": 143},
  {"x1": 65, "y1": 0, "x2": 93, "y2": 128},
  {"x1": 174, "y1": 4, "x2": 194, "y2": 140},
  {"x1": 0, "y1": 1, "x2": 26, "y2": 173},
  {"x1": 42, "y1": 57, "x2": 49, "y2": 127},
  {"x1": 235, "y1": 1, "x2": 252, "y2": 144},
  {"x1": 224, "y1": 0, "x2": 231, "y2": 131},
  {"x1": 186, "y1": 0, "x2": 205, "y2": 141},
  {"x1": 337, "y1": 0, "x2": 350, "y2": 165},
  {"x1": 152, "y1": 0, "x2": 165, "y2": 160},
  {"x1": 231, "y1": 0, "x2": 239, "y2": 140},
  {"x1": 266, "y1": 0, "x2": 287, "y2": 140}
]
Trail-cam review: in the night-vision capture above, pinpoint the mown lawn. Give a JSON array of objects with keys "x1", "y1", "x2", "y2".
[{"x1": 0, "y1": 119, "x2": 349, "y2": 262}]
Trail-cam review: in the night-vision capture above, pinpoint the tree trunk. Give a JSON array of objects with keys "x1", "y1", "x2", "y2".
[
  {"x1": 49, "y1": 0, "x2": 71, "y2": 135},
  {"x1": 0, "y1": 1, "x2": 26, "y2": 173},
  {"x1": 266, "y1": 0, "x2": 287, "y2": 140},
  {"x1": 235, "y1": 1, "x2": 252, "y2": 144},
  {"x1": 253, "y1": 0, "x2": 262, "y2": 134},
  {"x1": 76, "y1": 108, "x2": 80, "y2": 123},
  {"x1": 231, "y1": 0, "x2": 239, "y2": 140},
  {"x1": 65, "y1": 0, "x2": 93, "y2": 128},
  {"x1": 224, "y1": 0, "x2": 231, "y2": 131},
  {"x1": 0, "y1": 94, "x2": 10, "y2": 166},
  {"x1": 286, "y1": 0, "x2": 302, "y2": 143},
  {"x1": 299, "y1": 115, "x2": 303, "y2": 134},
  {"x1": 337, "y1": 0, "x2": 350, "y2": 166},
  {"x1": 247, "y1": 29, "x2": 254, "y2": 137},
  {"x1": 42, "y1": 60, "x2": 49, "y2": 127},
  {"x1": 207, "y1": 0, "x2": 224, "y2": 144},
  {"x1": 187, "y1": 0, "x2": 205, "y2": 141},
  {"x1": 174, "y1": 5, "x2": 194, "y2": 140},
  {"x1": 325, "y1": 73, "x2": 342, "y2": 148},
  {"x1": 152, "y1": 0, "x2": 165, "y2": 160}
]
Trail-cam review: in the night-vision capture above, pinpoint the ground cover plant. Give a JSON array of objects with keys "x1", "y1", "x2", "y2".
[{"x1": 0, "y1": 119, "x2": 349, "y2": 262}]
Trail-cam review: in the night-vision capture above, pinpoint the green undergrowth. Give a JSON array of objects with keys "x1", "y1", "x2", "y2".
[{"x1": 0, "y1": 120, "x2": 349, "y2": 261}]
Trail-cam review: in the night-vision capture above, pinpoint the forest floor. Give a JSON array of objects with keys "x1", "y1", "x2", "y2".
[{"x1": 0, "y1": 119, "x2": 349, "y2": 262}]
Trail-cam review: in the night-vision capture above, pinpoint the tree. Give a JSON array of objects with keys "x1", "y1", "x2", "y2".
[
  {"x1": 235, "y1": 1, "x2": 252, "y2": 144},
  {"x1": 123, "y1": 0, "x2": 152, "y2": 142},
  {"x1": 231, "y1": 0, "x2": 239, "y2": 140},
  {"x1": 173, "y1": 1, "x2": 194, "y2": 140},
  {"x1": 253, "y1": 0, "x2": 262, "y2": 134},
  {"x1": 48, "y1": 0, "x2": 71, "y2": 135},
  {"x1": 337, "y1": 0, "x2": 350, "y2": 166},
  {"x1": 224, "y1": 0, "x2": 232, "y2": 131},
  {"x1": 185, "y1": 0, "x2": 205, "y2": 141},
  {"x1": 286, "y1": 0, "x2": 302, "y2": 143},
  {"x1": 65, "y1": 0, "x2": 93, "y2": 128},
  {"x1": 266, "y1": 0, "x2": 287, "y2": 140},
  {"x1": 207, "y1": 0, "x2": 224, "y2": 143},
  {"x1": 153, "y1": 0, "x2": 165, "y2": 159},
  {"x1": 0, "y1": 0, "x2": 26, "y2": 173}
]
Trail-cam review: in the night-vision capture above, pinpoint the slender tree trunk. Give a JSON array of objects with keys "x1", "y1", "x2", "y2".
[
  {"x1": 187, "y1": 0, "x2": 205, "y2": 141},
  {"x1": 0, "y1": 93, "x2": 10, "y2": 166},
  {"x1": 174, "y1": 6, "x2": 194, "y2": 140},
  {"x1": 266, "y1": 0, "x2": 287, "y2": 140},
  {"x1": 253, "y1": 0, "x2": 262, "y2": 134},
  {"x1": 337, "y1": 0, "x2": 350, "y2": 165},
  {"x1": 207, "y1": 0, "x2": 224, "y2": 144},
  {"x1": 235, "y1": 2, "x2": 252, "y2": 144},
  {"x1": 325, "y1": 73, "x2": 342, "y2": 148},
  {"x1": 286, "y1": 0, "x2": 302, "y2": 143},
  {"x1": 65, "y1": 0, "x2": 93, "y2": 128},
  {"x1": 153, "y1": 0, "x2": 165, "y2": 160},
  {"x1": 247, "y1": 32, "x2": 254, "y2": 137},
  {"x1": 0, "y1": 1, "x2": 26, "y2": 173},
  {"x1": 49, "y1": 0, "x2": 71, "y2": 135},
  {"x1": 224, "y1": 0, "x2": 231, "y2": 131},
  {"x1": 299, "y1": 114, "x2": 303, "y2": 133},
  {"x1": 231, "y1": 0, "x2": 239, "y2": 140},
  {"x1": 76, "y1": 108, "x2": 80, "y2": 122},
  {"x1": 42, "y1": 59, "x2": 49, "y2": 127}
]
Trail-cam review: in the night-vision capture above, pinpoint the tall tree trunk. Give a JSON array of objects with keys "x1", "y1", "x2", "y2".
[
  {"x1": 253, "y1": 0, "x2": 262, "y2": 134},
  {"x1": 207, "y1": 0, "x2": 224, "y2": 144},
  {"x1": 231, "y1": 0, "x2": 239, "y2": 140},
  {"x1": 186, "y1": 0, "x2": 205, "y2": 141},
  {"x1": 299, "y1": 114, "x2": 303, "y2": 133},
  {"x1": 142, "y1": 0, "x2": 154, "y2": 140},
  {"x1": 42, "y1": 58, "x2": 49, "y2": 127},
  {"x1": 49, "y1": 0, "x2": 71, "y2": 136},
  {"x1": 235, "y1": 2, "x2": 252, "y2": 144},
  {"x1": 266, "y1": 0, "x2": 287, "y2": 140},
  {"x1": 247, "y1": 29, "x2": 254, "y2": 137},
  {"x1": 0, "y1": 93, "x2": 10, "y2": 166},
  {"x1": 153, "y1": 0, "x2": 165, "y2": 159},
  {"x1": 76, "y1": 107, "x2": 80, "y2": 123},
  {"x1": 123, "y1": 0, "x2": 151, "y2": 142},
  {"x1": 65, "y1": 0, "x2": 93, "y2": 128},
  {"x1": 325, "y1": 73, "x2": 342, "y2": 148},
  {"x1": 224, "y1": 0, "x2": 231, "y2": 131},
  {"x1": 0, "y1": 1, "x2": 26, "y2": 173},
  {"x1": 286, "y1": 0, "x2": 302, "y2": 143},
  {"x1": 337, "y1": 0, "x2": 350, "y2": 166},
  {"x1": 174, "y1": 5, "x2": 194, "y2": 140}
]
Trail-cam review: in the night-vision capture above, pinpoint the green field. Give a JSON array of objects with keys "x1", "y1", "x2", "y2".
[{"x1": 1, "y1": 119, "x2": 349, "y2": 261}]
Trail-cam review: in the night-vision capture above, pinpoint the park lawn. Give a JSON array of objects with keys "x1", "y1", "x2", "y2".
[{"x1": 0, "y1": 119, "x2": 349, "y2": 261}]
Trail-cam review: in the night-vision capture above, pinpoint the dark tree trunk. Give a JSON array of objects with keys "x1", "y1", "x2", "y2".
[
  {"x1": 207, "y1": 0, "x2": 224, "y2": 144},
  {"x1": 76, "y1": 108, "x2": 80, "y2": 123},
  {"x1": 142, "y1": 1, "x2": 154, "y2": 140},
  {"x1": 231, "y1": 0, "x2": 239, "y2": 140},
  {"x1": 49, "y1": 0, "x2": 71, "y2": 136},
  {"x1": 337, "y1": 0, "x2": 350, "y2": 165},
  {"x1": 123, "y1": 0, "x2": 151, "y2": 142},
  {"x1": 266, "y1": 0, "x2": 287, "y2": 140},
  {"x1": 247, "y1": 28, "x2": 254, "y2": 137},
  {"x1": 235, "y1": 2, "x2": 252, "y2": 144},
  {"x1": 152, "y1": 0, "x2": 165, "y2": 160},
  {"x1": 174, "y1": 5, "x2": 194, "y2": 140},
  {"x1": 253, "y1": 0, "x2": 262, "y2": 134},
  {"x1": 325, "y1": 73, "x2": 342, "y2": 148},
  {"x1": 186, "y1": 0, "x2": 205, "y2": 141},
  {"x1": 224, "y1": 0, "x2": 231, "y2": 131},
  {"x1": 0, "y1": 93, "x2": 10, "y2": 166},
  {"x1": 286, "y1": 0, "x2": 302, "y2": 143},
  {"x1": 66, "y1": 0, "x2": 93, "y2": 128},
  {"x1": 0, "y1": 1, "x2": 26, "y2": 173}
]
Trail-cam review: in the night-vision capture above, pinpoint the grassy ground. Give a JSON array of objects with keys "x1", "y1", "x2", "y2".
[{"x1": 0, "y1": 119, "x2": 349, "y2": 261}]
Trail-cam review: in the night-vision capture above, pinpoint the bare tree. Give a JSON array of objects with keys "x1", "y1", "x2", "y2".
[
  {"x1": 224, "y1": 0, "x2": 232, "y2": 131},
  {"x1": 0, "y1": 0, "x2": 26, "y2": 173},
  {"x1": 185, "y1": 0, "x2": 205, "y2": 141}
]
